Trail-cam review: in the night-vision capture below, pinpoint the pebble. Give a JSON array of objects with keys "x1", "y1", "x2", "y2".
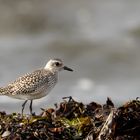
[{"x1": 2, "y1": 130, "x2": 11, "y2": 137}]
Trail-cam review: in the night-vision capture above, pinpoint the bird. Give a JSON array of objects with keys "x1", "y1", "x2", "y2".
[{"x1": 0, "y1": 58, "x2": 73, "y2": 115}]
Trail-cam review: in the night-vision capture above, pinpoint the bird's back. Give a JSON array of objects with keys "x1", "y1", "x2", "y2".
[{"x1": 0, "y1": 69, "x2": 58, "y2": 99}]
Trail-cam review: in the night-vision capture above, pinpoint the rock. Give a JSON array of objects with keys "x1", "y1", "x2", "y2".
[{"x1": 2, "y1": 130, "x2": 11, "y2": 137}]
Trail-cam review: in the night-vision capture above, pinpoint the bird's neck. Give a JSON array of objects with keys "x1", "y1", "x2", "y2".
[{"x1": 46, "y1": 68, "x2": 58, "y2": 75}]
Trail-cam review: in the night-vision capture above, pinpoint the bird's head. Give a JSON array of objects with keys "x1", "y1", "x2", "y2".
[{"x1": 44, "y1": 59, "x2": 73, "y2": 72}]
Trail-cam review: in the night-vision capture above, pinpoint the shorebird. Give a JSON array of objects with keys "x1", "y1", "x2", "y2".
[{"x1": 0, "y1": 58, "x2": 73, "y2": 115}]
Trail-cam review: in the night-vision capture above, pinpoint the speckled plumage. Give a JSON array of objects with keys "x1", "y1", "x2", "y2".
[
  {"x1": 0, "y1": 69, "x2": 57, "y2": 100},
  {"x1": 0, "y1": 59, "x2": 73, "y2": 115}
]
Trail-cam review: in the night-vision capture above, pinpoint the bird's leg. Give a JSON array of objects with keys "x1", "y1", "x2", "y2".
[
  {"x1": 29, "y1": 100, "x2": 35, "y2": 115},
  {"x1": 22, "y1": 100, "x2": 28, "y2": 116}
]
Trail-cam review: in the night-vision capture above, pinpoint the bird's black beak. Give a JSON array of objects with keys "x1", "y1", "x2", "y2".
[{"x1": 63, "y1": 66, "x2": 73, "y2": 72}]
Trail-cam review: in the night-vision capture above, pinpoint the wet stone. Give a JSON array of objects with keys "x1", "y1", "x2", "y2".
[{"x1": 2, "y1": 130, "x2": 11, "y2": 137}]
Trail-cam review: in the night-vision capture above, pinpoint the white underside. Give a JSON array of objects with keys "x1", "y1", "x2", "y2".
[{"x1": 7, "y1": 91, "x2": 49, "y2": 100}]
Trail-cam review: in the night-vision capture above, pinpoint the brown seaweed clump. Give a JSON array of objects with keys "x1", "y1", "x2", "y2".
[{"x1": 0, "y1": 96, "x2": 140, "y2": 140}]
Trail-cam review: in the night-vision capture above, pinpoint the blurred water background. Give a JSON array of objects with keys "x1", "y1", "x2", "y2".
[{"x1": 0, "y1": 0, "x2": 140, "y2": 114}]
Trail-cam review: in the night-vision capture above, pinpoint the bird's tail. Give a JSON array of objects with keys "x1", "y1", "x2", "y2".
[{"x1": 0, "y1": 87, "x2": 6, "y2": 95}]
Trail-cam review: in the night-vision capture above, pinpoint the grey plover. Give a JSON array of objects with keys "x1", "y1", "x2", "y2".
[{"x1": 0, "y1": 58, "x2": 73, "y2": 115}]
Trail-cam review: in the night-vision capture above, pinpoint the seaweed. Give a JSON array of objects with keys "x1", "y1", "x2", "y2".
[{"x1": 0, "y1": 96, "x2": 140, "y2": 140}]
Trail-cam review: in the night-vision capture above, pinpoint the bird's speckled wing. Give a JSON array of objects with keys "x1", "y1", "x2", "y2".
[{"x1": 5, "y1": 69, "x2": 52, "y2": 95}]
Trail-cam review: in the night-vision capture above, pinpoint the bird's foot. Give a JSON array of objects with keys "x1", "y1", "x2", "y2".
[{"x1": 31, "y1": 112, "x2": 36, "y2": 116}]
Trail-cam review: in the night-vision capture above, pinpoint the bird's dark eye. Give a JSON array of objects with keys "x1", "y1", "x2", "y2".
[{"x1": 55, "y1": 62, "x2": 60, "y2": 66}]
